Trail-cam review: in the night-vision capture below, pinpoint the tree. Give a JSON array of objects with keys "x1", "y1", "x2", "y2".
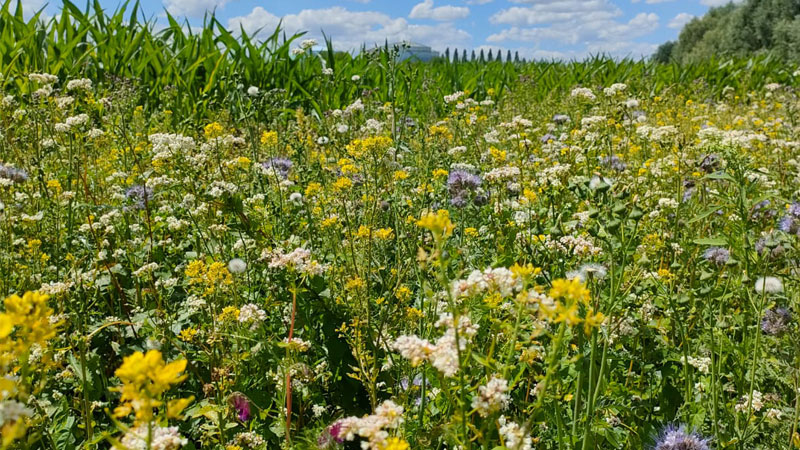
[
  {"x1": 514, "y1": 51, "x2": 520, "y2": 63},
  {"x1": 444, "y1": 48, "x2": 450, "y2": 61},
  {"x1": 479, "y1": 49, "x2": 485, "y2": 62},
  {"x1": 463, "y1": 49, "x2": 468, "y2": 61},
  {"x1": 495, "y1": 50, "x2": 501, "y2": 62},
  {"x1": 471, "y1": 50, "x2": 476, "y2": 61},
  {"x1": 506, "y1": 50, "x2": 512, "y2": 63},
  {"x1": 487, "y1": 49, "x2": 493, "y2": 61},
  {"x1": 653, "y1": 41, "x2": 676, "y2": 63},
  {"x1": 453, "y1": 48, "x2": 459, "y2": 63}
]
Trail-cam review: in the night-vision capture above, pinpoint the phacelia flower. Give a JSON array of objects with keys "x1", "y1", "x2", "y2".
[{"x1": 654, "y1": 425, "x2": 710, "y2": 450}]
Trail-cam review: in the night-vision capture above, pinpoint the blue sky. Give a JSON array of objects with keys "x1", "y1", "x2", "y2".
[{"x1": 24, "y1": 0, "x2": 739, "y2": 59}]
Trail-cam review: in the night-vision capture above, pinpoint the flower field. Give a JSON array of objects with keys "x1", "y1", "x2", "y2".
[{"x1": 2, "y1": 9, "x2": 800, "y2": 450}]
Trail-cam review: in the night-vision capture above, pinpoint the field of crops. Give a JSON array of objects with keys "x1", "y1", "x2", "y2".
[{"x1": 1, "y1": 3, "x2": 800, "y2": 450}]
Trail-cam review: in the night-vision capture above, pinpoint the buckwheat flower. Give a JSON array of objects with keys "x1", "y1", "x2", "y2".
[
  {"x1": 472, "y1": 375, "x2": 510, "y2": 417},
  {"x1": 703, "y1": 247, "x2": 730, "y2": 266},
  {"x1": 322, "y1": 67, "x2": 334, "y2": 76},
  {"x1": 391, "y1": 335, "x2": 434, "y2": 366},
  {"x1": 351, "y1": 75, "x2": 360, "y2": 82},
  {"x1": 66, "y1": 78, "x2": 92, "y2": 91},
  {"x1": 238, "y1": 304, "x2": 266, "y2": 326},
  {"x1": 120, "y1": 425, "x2": 187, "y2": 450},
  {"x1": 754, "y1": 276, "x2": 783, "y2": 294},
  {"x1": 246, "y1": 86, "x2": 259, "y2": 96},
  {"x1": 28, "y1": 73, "x2": 58, "y2": 84},
  {"x1": 498, "y1": 416, "x2": 533, "y2": 450},
  {"x1": 228, "y1": 258, "x2": 247, "y2": 274},
  {"x1": 653, "y1": 425, "x2": 709, "y2": 450},
  {"x1": 761, "y1": 307, "x2": 791, "y2": 336}
]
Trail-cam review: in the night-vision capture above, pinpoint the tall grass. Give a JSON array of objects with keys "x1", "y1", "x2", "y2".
[{"x1": 0, "y1": 0, "x2": 796, "y2": 121}]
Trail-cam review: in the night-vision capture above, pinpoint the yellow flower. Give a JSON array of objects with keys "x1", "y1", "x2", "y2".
[
  {"x1": 218, "y1": 306, "x2": 240, "y2": 322},
  {"x1": 393, "y1": 170, "x2": 409, "y2": 181},
  {"x1": 416, "y1": 209, "x2": 455, "y2": 239},
  {"x1": 260, "y1": 130, "x2": 278, "y2": 146},
  {"x1": 549, "y1": 278, "x2": 590, "y2": 305},
  {"x1": 114, "y1": 350, "x2": 190, "y2": 423},
  {"x1": 382, "y1": 437, "x2": 409, "y2": 450},
  {"x1": 178, "y1": 327, "x2": 198, "y2": 342},
  {"x1": 333, "y1": 177, "x2": 353, "y2": 192},
  {"x1": 432, "y1": 168, "x2": 448, "y2": 179},
  {"x1": 204, "y1": 122, "x2": 224, "y2": 139}
]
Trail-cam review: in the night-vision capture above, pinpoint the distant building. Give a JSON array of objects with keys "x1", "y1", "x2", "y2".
[
  {"x1": 395, "y1": 42, "x2": 439, "y2": 61},
  {"x1": 367, "y1": 41, "x2": 440, "y2": 61}
]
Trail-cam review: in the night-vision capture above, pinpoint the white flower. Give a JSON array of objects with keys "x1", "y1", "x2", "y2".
[
  {"x1": 351, "y1": 75, "x2": 361, "y2": 82},
  {"x1": 247, "y1": 86, "x2": 259, "y2": 96},
  {"x1": 66, "y1": 78, "x2": 92, "y2": 91},
  {"x1": 322, "y1": 67, "x2": 334, "y2": 76},
  {"x1": 472, "y1": 375, "x2": 510, "y2": 417},
  {"x1": 754, "y1": 276, "x2": 783, "y2": 294},
  {"x1": 120, "y1": 425, "x2": 187, "y2": 450},
  {"x1": 228, "y1": 258, "x2": 247, "y2": 274}
]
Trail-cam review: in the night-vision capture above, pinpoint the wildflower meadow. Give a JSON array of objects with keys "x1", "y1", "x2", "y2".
[{"x1": 1, "y1": 4, "x2": 800, "y2": 450}]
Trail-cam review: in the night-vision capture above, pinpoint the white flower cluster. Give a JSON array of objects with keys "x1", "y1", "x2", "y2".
[
  {"x1": 120, "y1": 425, "x2": 187, "y2": 450},
  {"x1": 735, "y1": 390, "x2": 764, "y2": 412},
  {"x1": 239, "y1": 303, "x2": 266, "y2": 327},
  {"x1": 149, "y1": 133, "x2": 197, "y2": 160},
  {"x1": 472, "y1": 375, "x2": 510, "y2": 417},
  {"x1": 603, "y1": 83, "x2": 627, "y2": 96},
  {"x1": 28, "y1": 73, "x2": 58, "y2": 84},
  {"x1": 66, "y1": 78, "x2": 92, "y2": 91},
  {"x1": 570, "y1": 87, "x2": 596, "y2": 101},
  {"x1": 263, "y1": 247, "x2": 327, "y2": 276},
  {"x1": 337, "y1": 400, "x2": 404, "y2": 450},
  {"x1": 682, "y1": 355, "x2": 711, "y2": 375},
  {"x1": 392, "y1": 313, "x2": 479, "y2": 377},
  {"x1": 498, "y1": 415, "x2": 533, "y2": 450},
  {"x1": 545, "y1": 235, "x2": 602, "y2": 257},
  {"x1": 444, "y1": 91, "x2": 465, "y2": 104},
  {"x1": 228, "y1": 431, "x2": 265, "y2": 449},
  {"x1": 484, "y1": 166, "x2": 520, "y2": 182},
  {"x1": 0, "y1": 400, "x2": 33, "y2": 426},
  {"x1": 451, "y1": 267, "x2": 522, "y2": 299}
]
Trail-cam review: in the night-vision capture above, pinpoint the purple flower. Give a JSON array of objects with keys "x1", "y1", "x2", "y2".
[
  {"x1": 540, "y1": 133, "x2": 557, "y2": 144},
  {"x1": 229, "y1": 393, "x2": 251, "y2": 422},
  {"x1": 698, "y1": 154, "x2": 720, "y2": 174},
  {"x1": 328, "y1": 420, "x2": 345, "y2": 444},
  {"x1": 703, "y1": 247, "x2": 730, "y2": 266},
  {"x1": 552, "y1": 114, "x2": 570, "y2": 124},
  {"x1": 600, "y1": 155, "x2": 627, "y2": 172},
  {"x1": 750, "y1": 199, "x2": 777, "y2": 221},
  {"x1": 778, "y1": 202, "x2": 800, "y2": 236},
  {"x1": 125, "y1": 185, "x2": 153, "y2": 210},
  {"x1": 654, "y1": 425, "x2": 710, "y2": 450},
  {"x1": 261, "y1": 157, "x2": 293, "y2": 179},
  {"x1": 761, "y1": 307, "x2": 791, "y2": 336},
  {"x1": 0, "y1": 164, "x2": 29, "y2": 184},
  {"x1": 447, "y1": 170, "x2": 481, "y2": 207}
]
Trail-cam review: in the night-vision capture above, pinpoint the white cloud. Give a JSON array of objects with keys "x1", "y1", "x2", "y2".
[
  {"x1": 490, "y1": 0, "x2": 622, "y2": 27},
  {"x1": 163, "y1": 0, "x2": 229, "y2": 18},
  {"x1": 466, "y1": 0, "x2": 493, "y2": 4},
  {"x1": 409, "y1": 0, "x2": 470, "y2": 21},
  {"x1": 668, "y1": 12, "x2": 694, "y2": 29},
  {"x1": 487, "y1": 1, "x2": 659, "y2": 59},
  {"x1": 700, "y1": 0, "x2": 742, "y2": 6},
  {"x1": 228, "y1": 6, "x2": 471, "y2": 51}
]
